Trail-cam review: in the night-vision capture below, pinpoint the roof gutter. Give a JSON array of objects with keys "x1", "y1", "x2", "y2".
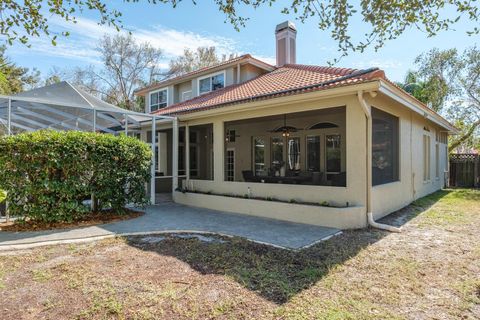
[
  {"x1": 357, "y1": 90, "x2": 402, "y2": 233},
  {"x1": 378, "y1": 80, "x2": 457, "y2": 133}
]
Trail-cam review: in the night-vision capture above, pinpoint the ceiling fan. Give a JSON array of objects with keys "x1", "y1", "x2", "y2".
[{"x1": 269, "y1": 114, "x2": 302, "y2": 137}]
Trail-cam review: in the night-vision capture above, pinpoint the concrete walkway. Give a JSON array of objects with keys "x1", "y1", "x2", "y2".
[{"x1": 0, "y1": 203, "x2": 340, "y2": 251}]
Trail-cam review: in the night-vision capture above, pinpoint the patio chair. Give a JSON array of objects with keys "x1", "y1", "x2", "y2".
[
  {"x1": 242, "y1": 170, "x2": 255, "y2": 182},
  {"x1": 298, "y1": 171, "x2": 313, "y2": 183},
  {"x1": 331, "y1": 172, "x2": 346, "y2": 187}
]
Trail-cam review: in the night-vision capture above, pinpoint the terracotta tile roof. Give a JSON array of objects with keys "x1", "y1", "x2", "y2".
[
  {"x1": 135, "y1": 54, "x2": 274, "y2": 95},
  {"x1": 152, "y1": 64, "x2": 385, "y2": 116}
]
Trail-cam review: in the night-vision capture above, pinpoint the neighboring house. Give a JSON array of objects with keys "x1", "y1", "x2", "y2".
[{"x1": 134, "y1": 21, "x2": 456, "y2": 229}]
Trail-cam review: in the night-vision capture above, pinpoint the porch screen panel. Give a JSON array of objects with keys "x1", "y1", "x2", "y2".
[
  {"x1": 178, "y1": 145, "x2": 185, "y2": 176},
  {"x1": 253, "y1": 137, "x2": 266, "y2": 176},
  {"x1": 190, "y1": 146, "x2": 198, "y2": 177},
  {"x1": 372, "y1": 107, "x2": 399, "y2": 186},
  {"x1": 326, "y1": 135, "x2": 341, "y2": 173},
  {"x1": 306, "y1": 136, "x2": 321, "y2": 172},
  {"x1": 271, "y1": 137, "x2": 284, "y2": 172}
]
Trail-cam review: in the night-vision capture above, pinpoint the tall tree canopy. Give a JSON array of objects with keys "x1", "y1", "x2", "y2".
[
  {"x1": 0, "y1": 46, "x2": 39, "y2": 94},
  {"x1": 167, "y1": 47, "x2": 236, "y2": 77},
  {"x1": 72, "y1": 34, "x2": 163, "y2": 111},
  {"x1": 1, "y1": 1, "x2": 479, "y2": 59},
  {"x1": 398, "y1": 47, "x2": 480, "y2": 152}
]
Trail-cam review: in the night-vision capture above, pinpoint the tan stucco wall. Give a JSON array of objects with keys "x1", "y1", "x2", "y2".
[
  {"x1": 173, "y1": 191, "x2": 366, "y2": 229},
  {"x1": 368, "y1": 95, "x2": 448, "y2": 219},
  {"x1": 174, "y1": 81, "x2": 192, "y2": 104}
]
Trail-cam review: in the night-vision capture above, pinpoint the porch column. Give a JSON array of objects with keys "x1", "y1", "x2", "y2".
[
  {"x1": 172, "y1": 117, "x2": 179, "y2": 192},
  {"x1": 7, "y1": 98, "x2": 11, "y2": 136},
  {"x1": 185, "y1": 124, "x2": 190, "y2": 182},
  {"x1": 150, "y1": 117, "x2": 156, "y2": 204},
  {"x1": 213, "y1": 120, "x2": 224, "y2": 182},
  {"x1": 90, "y1": 109, "x2": 98, "y2": 211},
  {"x1": 5, "y1": 98, "x2": 11, "y2": 222},
  {"x1": 124, "y1": 114, "x2": 128, "y2": 135},
  {"x1": 92, "y1": 110, "x2": 97, "y2": 132}
]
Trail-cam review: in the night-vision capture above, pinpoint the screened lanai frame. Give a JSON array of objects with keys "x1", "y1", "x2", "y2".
[{"x1": 0, "y1": 81, "x2": 179, "y2": 205}]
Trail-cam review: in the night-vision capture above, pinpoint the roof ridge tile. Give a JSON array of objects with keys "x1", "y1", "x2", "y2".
[{"x1": 283, "y1": 64, "x2": 357, "y2": 76}]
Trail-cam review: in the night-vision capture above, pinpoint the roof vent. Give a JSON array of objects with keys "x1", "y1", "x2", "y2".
[{"x1": 275, "y1": 21, "x2": 297, "y2": 67}]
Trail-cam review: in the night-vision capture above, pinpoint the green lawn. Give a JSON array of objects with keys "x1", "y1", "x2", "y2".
[{"x1": 0, "y1": 188, "x2": 479, "y2": 319}]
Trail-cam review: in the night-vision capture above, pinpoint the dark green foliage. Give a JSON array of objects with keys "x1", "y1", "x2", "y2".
[{"x1": 0, "y1": 130, "x2": 151, "y2": 222}]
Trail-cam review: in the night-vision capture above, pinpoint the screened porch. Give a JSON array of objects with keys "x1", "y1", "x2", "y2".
[{"x1": 224, "y1": 107, "x2": 347, "y2": 187}]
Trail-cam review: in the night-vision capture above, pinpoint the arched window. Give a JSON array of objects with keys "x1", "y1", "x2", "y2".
[{"x1": 308, "y1": 122, "x2": 339, "y2": 130}]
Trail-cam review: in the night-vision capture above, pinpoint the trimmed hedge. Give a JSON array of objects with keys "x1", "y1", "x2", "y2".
[{"x1": 0, "y1": 130, "x2": 152, "y2": 222}]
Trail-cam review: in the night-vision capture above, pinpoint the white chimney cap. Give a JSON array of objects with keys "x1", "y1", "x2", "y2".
[{"x1": 275, "y1": 21, "x2": 297, "y2": 33}]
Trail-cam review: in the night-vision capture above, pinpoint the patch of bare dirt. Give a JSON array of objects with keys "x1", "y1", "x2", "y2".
[{"x1": 0, "y1": 209, "x2": 143, "y2": 232}]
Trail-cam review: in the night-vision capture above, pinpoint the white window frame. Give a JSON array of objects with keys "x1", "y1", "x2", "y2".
[
  {"x1": 197, "y1": 71, "x2": 226, "y2": 95},
  {"x1": 226, "y1": 129, "x2": 236, "y2": 142},
  {"x1": 226, "y1": 148, "x2": 235, "y2": 181},
  {"x1": 149, "y1": 88, "x2": 168, "y2": 112}
]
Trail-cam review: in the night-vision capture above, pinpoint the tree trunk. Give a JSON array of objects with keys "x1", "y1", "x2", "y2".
[{"x1": 449, "y1": 119, "x2": 480, "y2": 152}]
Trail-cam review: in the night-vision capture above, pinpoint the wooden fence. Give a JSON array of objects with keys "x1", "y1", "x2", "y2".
[{"x1": 449, "y1": 153, "x2": 480, "y2": 188}]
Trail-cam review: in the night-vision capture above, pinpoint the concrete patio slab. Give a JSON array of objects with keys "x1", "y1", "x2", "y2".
[{"x1": 0, "y1": 202, "x2": 341, "y2": 251}]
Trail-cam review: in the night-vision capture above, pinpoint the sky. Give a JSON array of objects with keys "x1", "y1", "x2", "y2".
[{"x1": 6, "y1": 1, "x2": 479, "y2": 82}]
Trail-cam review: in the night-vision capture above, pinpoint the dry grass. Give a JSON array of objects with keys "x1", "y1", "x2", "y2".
[{"x1": 0, "y1": 189, "x2": 478, "y2": 319}]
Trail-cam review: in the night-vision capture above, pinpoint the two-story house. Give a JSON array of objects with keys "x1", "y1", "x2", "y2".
[{"x1": 134, "y1": 21, "x2": 456, "y2": 230}]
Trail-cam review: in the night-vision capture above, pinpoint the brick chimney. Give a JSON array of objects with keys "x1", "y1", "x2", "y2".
[{"x1": 275, "y1": 21, "x2": 297, "y2": 67}]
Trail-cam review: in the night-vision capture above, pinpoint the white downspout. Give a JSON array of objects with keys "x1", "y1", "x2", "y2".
[{"x1": 357, "y1": 91, "x2": 402, "y2": 233}]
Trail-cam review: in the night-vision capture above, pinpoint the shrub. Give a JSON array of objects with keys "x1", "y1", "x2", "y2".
[
  {"x1": 0, "y1": 189, "x2": 5, "y2": 203},
  {"x1": 0, "y1": 130, "x2": 152, "y2": 222}
]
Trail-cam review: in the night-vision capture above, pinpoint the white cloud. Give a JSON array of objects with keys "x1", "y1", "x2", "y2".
[{"x1": 11, "y1": 16, "x2": 239, "y2": 66}]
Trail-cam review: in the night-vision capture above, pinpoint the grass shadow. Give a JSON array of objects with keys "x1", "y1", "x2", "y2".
[
  {"x1": 127, "y1": 229, "x2": 388, "y2": 304},
  {"x1": 126, "y1": 189, "x2": 454, "y2": 304}
]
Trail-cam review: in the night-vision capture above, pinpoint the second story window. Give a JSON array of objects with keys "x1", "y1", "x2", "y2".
[
  {"x1": 199, "y1": 72, "x2": 225, "y2": 95},
  {"x1": 150, "y1": 89, "x2": 167, "y2": 112}
]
